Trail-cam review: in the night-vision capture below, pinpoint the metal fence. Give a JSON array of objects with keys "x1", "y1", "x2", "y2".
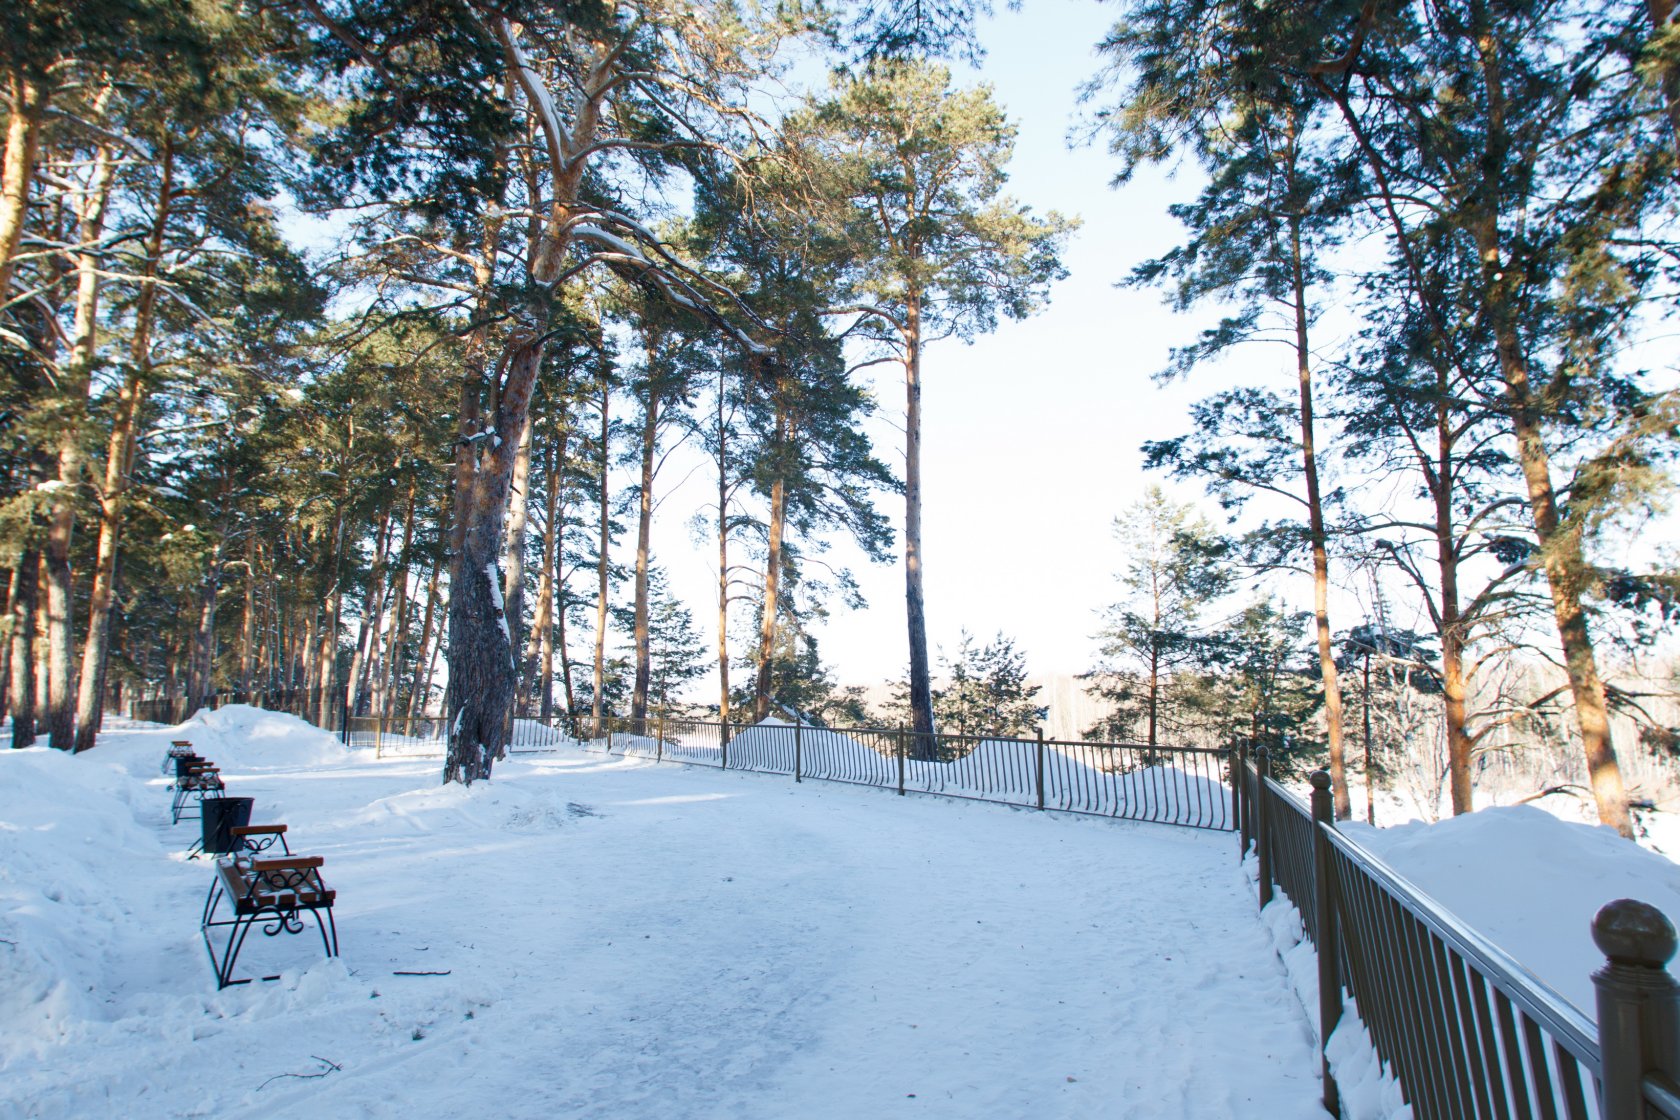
[
  {"x1": 344, "y1": 713, "x2": 571, "y2": 759},
  {"x1": 1240, "y1": 748, "x2": 1680, "y2": 1119},
  {"x1": 583, "y1": 715, "x2": 1236, "y2": 831}
]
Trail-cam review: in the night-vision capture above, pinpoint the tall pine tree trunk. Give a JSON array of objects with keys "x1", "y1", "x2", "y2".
[
  {"x1": 1496, "y1": 321, "x2": 1631, "y2": 836},
  {"x1": 0, "y1": 565, "x2": 12, "y2": 725},
  {"x1": 715, "y1": 379, "x2": 732, "y2": 724},
  {"x1": 406, "y1": 561, "x2": 440, "y2": 733},
  {"x1": 74, "y1": 142, "x2": 171, "y2": 751},
  {"x1": 346, "y1": 511, "x2": 393, "y2": 715},
  {"x1": 502, "y1": 406, "x2": 537, "y2": 670},
  {"x1": 0, "y1": 71, "x2": 44, "y2": 297},
  {"x1": 591, "y1": 377, "x2": 611, "y2": 734},
  {"x1": 1286, "y1": 212, "x2": 1349, "y2": 818},
  {"x1": 1432, "y1": 388, "x2": 1475, "y2": 815},
  {"x1": 903, "y1": 293, "x2": 936, "y2": 756},
  {"x1": 630, "y1": 367, "x2": 660, "y2": 729},
  {"x1": 754, "y1": 392, "x2": 790, "y2": 721},
  {"x1": 444, "y1": 333, "x2": 545, "y2": 783},
  {"x1": 529, "y1": 429, "x2": 563, "y2": 718},
  {"x1": 45, "y1": 136, "x2": 116, "y2": 749},
  {"x1": 753, "y1": 475, "x2": 787, "y2": 720},
  {"x1": 8, "y1": 549, "x2": 36, "y2": 748}
]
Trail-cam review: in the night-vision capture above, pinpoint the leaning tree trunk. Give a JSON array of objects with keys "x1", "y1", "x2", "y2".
[{"x1": 902, "y1": 294, "x2": 937, "y2": 757}]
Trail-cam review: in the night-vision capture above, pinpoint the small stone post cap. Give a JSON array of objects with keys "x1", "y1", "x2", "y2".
[
  {"x1": 1310, "y1": 770, "x2": 1332, "y2": 791},
  {"x1": 1593, "y1": 899, "x2": 1678, "y2": 967}
]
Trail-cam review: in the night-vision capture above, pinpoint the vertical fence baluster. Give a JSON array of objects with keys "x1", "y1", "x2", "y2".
[
  {"x1": 1254, "y1": 748, "x2": 1273, "y2": 908},
  {"x1": 897, "y1": 725, "x2": 906, "y2": 796},
  {"x1": 1035, "y1": 729, "x2": 1045, "y2": 811},
  {"x1": 1309, "y1": 771, "x2": 1341, "y2": 1115},
  {"x1": 794, "y1": 720, "x2": 802, "y2": 783}
]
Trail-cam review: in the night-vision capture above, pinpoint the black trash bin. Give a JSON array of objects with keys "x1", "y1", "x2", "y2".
[{"x1": 200, "y1": 796, "x2": 254, "y2": 856}]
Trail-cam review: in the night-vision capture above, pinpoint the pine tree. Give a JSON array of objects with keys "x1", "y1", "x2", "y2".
[
  {"x1": 784, "y1": 60, "x2": 1074, "y2": 752},
  {"x1": 934, "y1": 630, "x2": 1046, "y2": 739},
  {"x1": 1084, "y1": 487, "x2": 1230, "y2": 747}
]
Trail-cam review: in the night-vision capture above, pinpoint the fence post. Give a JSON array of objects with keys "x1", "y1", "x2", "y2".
[
  {"x1": 656, "y1": 709, "x2": 665, "y2": 763},
  {"x1": 1593, "y1": 898, "x2": 1680, "y2": 1119},
  {"x1": 897, "y1": 724, "x2": 906, "y2": 796},
  {"x1": 1310, "y1": 770, "x2": 1341, "y2": 1117},
  {"x1": 607, "y1": 720, "x2": 613, "y2": 754},
  {"x1": 1255, "y1": 747, "x2": 1273, "y2": 908},
  {"x1": 1035, "y1": 728, "x2": 1045, "y2": 811},
  {"x1": 721, "y1": 720, "x2": 729, "y2": 770},
  {"x1": 794, "y1": 720, "x2": 803, "y2": 783},
  {"x1": 1231, "y1": 742, "x2": 1244, "y2": 856}
]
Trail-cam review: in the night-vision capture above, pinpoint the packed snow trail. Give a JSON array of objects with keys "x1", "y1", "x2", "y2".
[{"x1": 2, "y1": 709, "x2": 1326, "y2": 1119}]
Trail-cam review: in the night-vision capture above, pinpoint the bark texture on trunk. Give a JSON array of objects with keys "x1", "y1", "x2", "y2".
[
  {"x1": 591, "y1": 379, "x2": 611, "y2": 732},
  {"x1": 630, "y1": 377, "x2": 660, "y2": 727},
  {"x1": 444, "y1": 334, "x2": 545, "y2": 783},
  {"x1": 502, "y1": 406, "x2": 537, "y2": 661},
  {"x1": 715, "y1": 379, "x2": 732, "y2": 723},
  {"x1": 753, "y1": 473, "x2": 787, "y2": 720},
  {"x1": 0, "y1": 71, "x2": 45, "y2": 298},
  {"x1": 75, "y1": 146, "x2": 173, "y2": 750},
  {"x1": 9, "y1": 549, "x2": 37, "y2": 749},
  {"x1": 1287, "y1": 214, "x2": 1349, "y2": 818},
  {"x1": 1498, "y1": 327, "x2": 1631, "y2": 836},
  {"x1": 902, "y1": 296, "x2": 936, "y2": 756}
]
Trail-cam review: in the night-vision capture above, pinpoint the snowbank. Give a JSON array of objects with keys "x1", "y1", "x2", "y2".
[{"x1": 1342, "y1": 806, "x2": 1680, "y2": 1018}]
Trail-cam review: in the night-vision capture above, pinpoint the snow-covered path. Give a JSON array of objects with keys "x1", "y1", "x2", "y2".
[{"x1": 4, "y1": 709, "x2": 1327, "y2": 1119}]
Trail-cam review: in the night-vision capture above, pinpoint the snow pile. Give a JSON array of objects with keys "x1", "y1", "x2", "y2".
[
  {"x1": 3, "y1": 714, "x2": 1327, "y2": 1119},
  {"x1": 1342, "y1": 806, "x2": 1680, "y2": 1018}
]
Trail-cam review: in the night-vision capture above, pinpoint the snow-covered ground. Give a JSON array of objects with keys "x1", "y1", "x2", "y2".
[{"x1": 2, "y1": 707, "x2": 1327, "y2": 1119}]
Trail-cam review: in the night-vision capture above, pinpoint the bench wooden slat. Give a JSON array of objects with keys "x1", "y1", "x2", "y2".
[{"x1": 229, "y1": 824, "x2": 286, "y2": 836}]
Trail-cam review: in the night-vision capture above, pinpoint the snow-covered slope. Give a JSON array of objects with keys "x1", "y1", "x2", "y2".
[
  {"x1": 2, "y1": 708, "x2": 1325, "y2": 1119},
  {"x1": 1342, "y1": 806, "x2": 1680, "y2": 1019}
]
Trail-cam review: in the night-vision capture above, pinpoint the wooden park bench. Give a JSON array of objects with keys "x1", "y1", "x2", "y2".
[
  {"x1": 170, "y1": 764, "x2": 224, "y2": 825},
  {"x1": 201, "y1": 854, "x2": 339, "y2": 989},
  {"x1": 229, "y1": 823, "x2": 291, "y2": 855}
]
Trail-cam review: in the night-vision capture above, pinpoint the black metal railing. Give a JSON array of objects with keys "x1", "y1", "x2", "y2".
[
  {"x1": 583, "y1": 715, "x2": 1235, "y2": 831},
  {"x1": 1241, "y1": 750, "x2": 1680, "y2": 1119},
  {"x1": 344, "y1": 712, "x2": 572, "y2": 759}
]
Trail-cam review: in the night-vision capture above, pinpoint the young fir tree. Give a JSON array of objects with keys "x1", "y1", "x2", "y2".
[
  {"x1": 934, "y1": 630, "x2": 1047, "y2": 740},
  {"x1": 1084, "y1": 487, "x2": 1230, "y2": 748}
]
